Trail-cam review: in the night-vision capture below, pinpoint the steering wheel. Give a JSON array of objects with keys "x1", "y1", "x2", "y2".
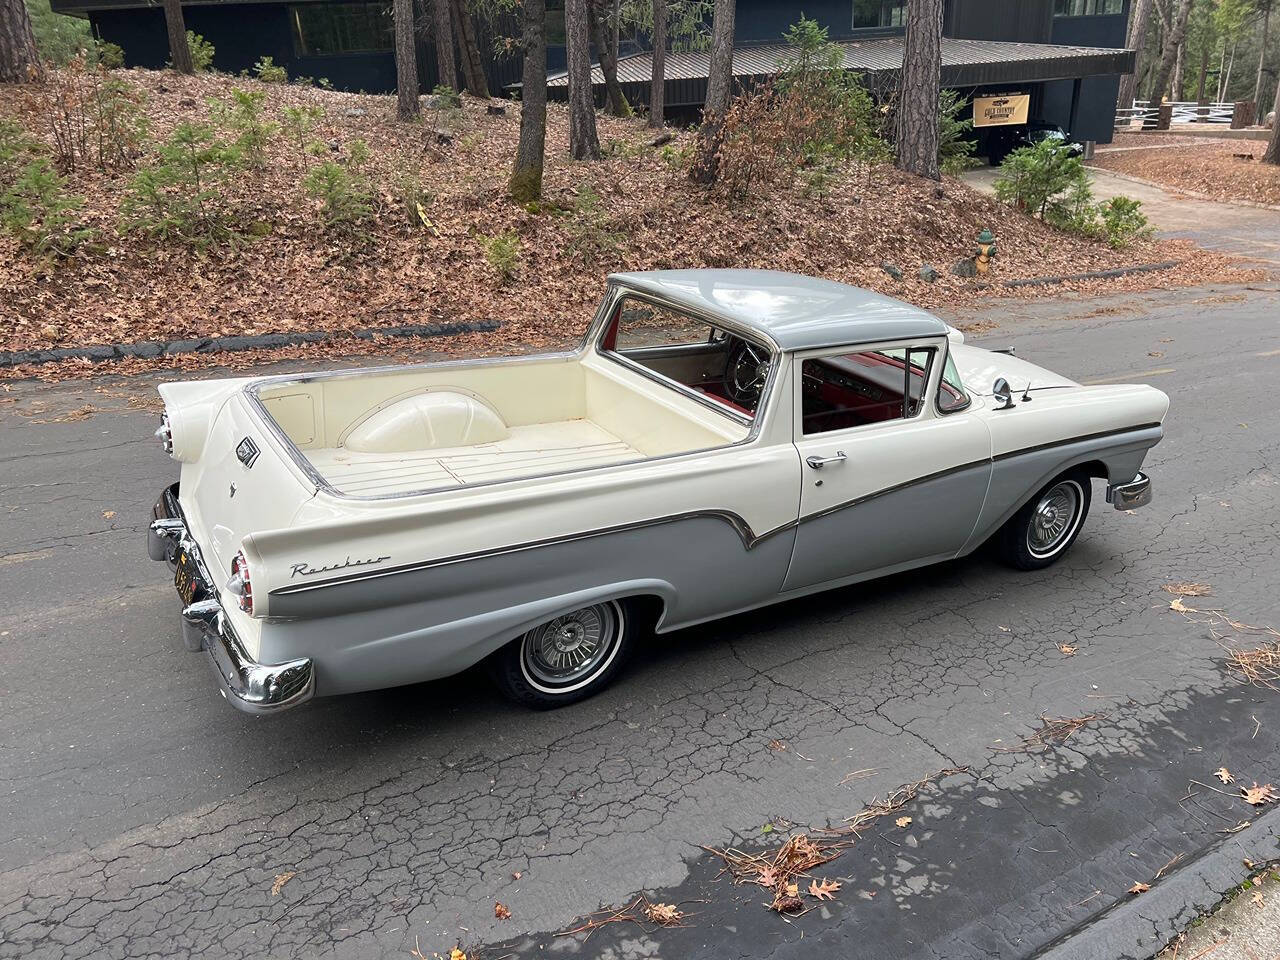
[{"x1": 726, "y1": 338, "x2": 770, "y2": 406}]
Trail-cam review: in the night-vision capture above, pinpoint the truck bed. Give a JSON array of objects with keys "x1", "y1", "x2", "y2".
[{"x1": 307, "y1": 419, "x2": 642, "y2": 496}]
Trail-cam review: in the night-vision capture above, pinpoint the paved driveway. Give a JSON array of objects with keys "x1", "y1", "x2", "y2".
[
  {"x1": 961, "y1": 165, "x2": 1280, "y2": 269},
  {"x1": 2, "y1": 285, "x2": 1280, "y2": 959}
]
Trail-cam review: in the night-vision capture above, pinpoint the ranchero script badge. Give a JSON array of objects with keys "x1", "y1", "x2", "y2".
[{"x1": 290, "y1": 555, "x2": 391, "y2": 579}]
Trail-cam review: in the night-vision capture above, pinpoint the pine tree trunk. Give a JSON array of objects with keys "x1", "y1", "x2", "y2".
[
  {"x1": 510, "y1": 0, "x2": 548, "y2": 199},
  {"x1": 450, "y1": 0, "x2": 489, "y2": 98},
  {"x1": 589, "y1": 0, "x2": 630, "y2": 116},
  {"x1": 163, "y1": 0, "x2": 193, "y2": 74},
  {"x1": 1117, "y1": 0, "x2": 1153, "y2": 111},
  {"x1": 432, "y1": 0, "x2": 455, "y2": 91},
  {"x1": 0, "y1": 0, "x2": 44, "y2": 83},
  {"x1": 1147, "y1": 0, "x2": 1192, "y2": 105},
  {"x1": 394, "y1": 0, "x2": 419, "y2": 119},
  {"x1": 896, "y1": 0, "x2": 942, "y2": 181},
  {"x1": 1265, "y1": 72, "x2": 1280, "y2": 164},
  {"x1": 1170, "y1": 35, "x2": 1184, "y2": 99},
  {"x1": 702, "y1": 0, "x2": 736, "y2": 119},
  {"x1": 1255, "y1": 3, "x2": 1271, "y2": 107},
  {"x1": 649, "y1": 0, "x2": 666, "y2": 128},
  {"x1": 566, "y1": 0, "x2": 600, "y2": 159}
]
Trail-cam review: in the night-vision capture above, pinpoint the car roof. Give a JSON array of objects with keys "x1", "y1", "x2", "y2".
[{"x1": 608, "y1": 269, "x2": 949, "y2": 352}]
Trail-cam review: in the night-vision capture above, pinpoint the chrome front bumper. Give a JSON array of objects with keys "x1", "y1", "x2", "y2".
[
  {"x1": 1106, "y1": 472, "x2": 1153, "y2": 511},
  {"x1": 149, "y1": 484, "x2": 315, "y2": 715}
]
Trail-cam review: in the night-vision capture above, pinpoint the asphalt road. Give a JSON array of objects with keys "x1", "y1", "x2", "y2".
[{"x1": 2, "y1": 281, "x2": 1280, "y2": 960}]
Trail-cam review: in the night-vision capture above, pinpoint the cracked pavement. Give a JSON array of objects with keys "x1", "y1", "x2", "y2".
[{"x1": 2, "y1": 282, "x2": 1279, "y2": 959}]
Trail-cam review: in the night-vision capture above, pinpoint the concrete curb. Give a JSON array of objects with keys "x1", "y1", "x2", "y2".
[
  {"x1": 1001, "y1": 260, "x2": 1181, "y2": 288},
  {"x1": 1084, "y1": 166, "x2": 1280, "y2": 213},
  {"x1": 1034, "y1": 804, "x2": 1280, "y2": 960},
  {"x1": 0, "y1": 320, "x2": 500, "y2": 369}
]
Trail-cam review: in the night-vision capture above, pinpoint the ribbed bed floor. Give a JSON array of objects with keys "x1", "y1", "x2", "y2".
[{"x1": 307, "y1": 419, "x2": 642, "y2": 496}]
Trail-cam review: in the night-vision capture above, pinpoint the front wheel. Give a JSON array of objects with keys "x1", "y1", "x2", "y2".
[
  {"x1": 487, "y1": 600, "x2": 632, "y2": 709},
  {"x1": 996, "y1": 472, "x2": 1092, "y2": 570}
]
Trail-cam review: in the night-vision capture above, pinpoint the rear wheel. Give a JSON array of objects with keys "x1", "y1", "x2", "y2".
[
  {"x1": 488, "y1": 600, "x2": 632, "y2": 709},
  {"x1": 996, "y1": 472, "x2": 1091, "y2": 570}
]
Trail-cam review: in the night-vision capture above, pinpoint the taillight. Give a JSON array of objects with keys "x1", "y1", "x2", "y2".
[{"x1": 227, "y1": 551, "x2": 253, "y2": 615}]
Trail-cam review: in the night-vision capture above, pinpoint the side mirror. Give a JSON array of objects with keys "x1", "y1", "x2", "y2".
[{"x1": 993, "y1": 377, "x2": 1016, "y2": 410}]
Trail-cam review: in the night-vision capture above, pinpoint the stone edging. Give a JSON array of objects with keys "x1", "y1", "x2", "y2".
[
  {"x1": 1001, "y1": 260, "x2": 1181, "y2": 288},
  {"x1": 0, "y1": 320, "x2": 500, "y2": 369}
]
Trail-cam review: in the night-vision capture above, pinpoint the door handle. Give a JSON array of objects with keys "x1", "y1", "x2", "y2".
[{"x1": 806, "y1": 451, "x2": 847, "y2": 469}]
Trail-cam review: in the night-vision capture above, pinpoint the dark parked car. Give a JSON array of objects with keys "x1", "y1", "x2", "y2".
[{"x1": 987, "y1": 122, "x2": 1084, "y2": 165}]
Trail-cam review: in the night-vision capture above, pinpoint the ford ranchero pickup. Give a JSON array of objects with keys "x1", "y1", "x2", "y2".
[{"x1": 147, "y1": 270, "x2": 1166, "y2": 714}]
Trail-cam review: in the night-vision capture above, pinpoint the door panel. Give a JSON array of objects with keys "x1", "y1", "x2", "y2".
[{"x1": 784, "y1": 411, "x2": 992, "y2": 592}]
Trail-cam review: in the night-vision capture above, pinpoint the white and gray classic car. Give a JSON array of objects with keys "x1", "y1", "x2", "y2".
[{"x1": 148, "y1": 270, "x2": 1166, "y2": 714}]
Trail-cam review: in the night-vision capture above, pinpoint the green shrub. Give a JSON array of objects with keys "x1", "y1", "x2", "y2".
[
  {"x1": 432, "y1": 83, "x2": 462, "y2": 107},
  {"x1": 0, "y1": 119, "x2": 38, "y2": 173},
  {"x1": 480, "y1": 229, "x2": 519, "y2": 282},
  {"x1": 302, "y1": 160, "x2": 373, "y2": 235},
  {"x1": 188, "y1": 31, "x2": 214, "y2": 71},
  {"x1": 281, "y1": 104, "x2": 325, "y2": 159},
  {"x1": 25, "y1": 0, "x2": 93, "y2": 66},
  {"x1": 46, "y1": 59, "x2": 149, "y2": 172},
  {"x1": 96, "y1": 40, "x2": 124, "y2": 68},
  {"x1": 121, "y1": 122, "x2": 242, "y2": 246},
  {"x1": 938, "y1": 89, "x2": 980, "y2": 175},
  {"x1": 253, "y1": 56, "x2": 288, "y2": 84},
  {"x1": 994, "y1": 139, "x2": 1091, "y2": 221},
  {"x1": 211, "y1": 88, "x2": 277, "y2": 166},
  {"x1": 560, "y1": 184, "x2": 622, "y2": 264},
  {"x1": 1097, "y1": 195, "x2": 1154, "y2": 249},
  {"x1": 0, "y1": 156, "x2": 93, "y2": 257}
]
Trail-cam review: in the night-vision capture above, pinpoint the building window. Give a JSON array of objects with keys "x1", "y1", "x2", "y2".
[
  {"x1": 1053, "y1": 0, "x2": 1123, "y2": 15},
  {"x1": 853, "y1": 0, "x2": 905, "y2": 28},
  {"x1": 546, "y1": 0, "x2": 566, "y2": 46},
  {"x1": 291, "y1": 3, "x2": 394, "y2": 56}
]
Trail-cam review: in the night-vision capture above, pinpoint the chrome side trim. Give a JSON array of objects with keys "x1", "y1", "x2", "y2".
[
  {"x1": 265, "y1": 424, "x2": 1163, "y2": 600},
  {"x1": 270, "y1": 509, "x2": 798, "y2": 597},
  {"x1": 1106, "y1": 472, "x2": 1152, "y2": 510}
]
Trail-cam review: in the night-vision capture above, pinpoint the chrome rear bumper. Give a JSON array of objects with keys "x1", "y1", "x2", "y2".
[
  {"x1": 1106, "y1": 472, "x2": 1153, "y2": 511},
  {"x1": 149, "y1": 484, "x2": 314, "y2": 715}
]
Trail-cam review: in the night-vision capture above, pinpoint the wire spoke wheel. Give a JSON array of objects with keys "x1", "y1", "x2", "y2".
[
  {"x1": 1026, "y1": 480, "x2": 1083, "y2": 559},
  {"x1": 520, "y1": 601, "x2": 623, "y2": 693}
]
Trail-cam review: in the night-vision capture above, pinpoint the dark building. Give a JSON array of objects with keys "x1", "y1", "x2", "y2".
[{"x1": 54, "y1": 0, "x2": 1133, "y2": 147}]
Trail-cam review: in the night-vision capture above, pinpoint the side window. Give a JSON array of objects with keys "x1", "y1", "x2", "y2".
[
  {"x1": 802, "y1": 347, "x2": 934, "y2": 435},
  {"x1": 937, "y1": 351, "x2": 971, "y2": 414}
]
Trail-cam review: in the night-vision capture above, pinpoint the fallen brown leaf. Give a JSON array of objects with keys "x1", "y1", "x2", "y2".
[
  {"x1": 1128, "y1": 881, "x2": 1150, "y2": 895},
  {"x1": 1241, "y1": 782, "x2": 1276, "y2": 806},
  {"x1": 643, "y1": 901, "x2": 683, "y2": 925},
  {"x1": 270, "y1": 871, "x2": 297, "y2": 896},
  {"x1": 1169, "y1": 597, "x2": 1196, "y2": 613},
  {"x1": 1253, "y1": 891, "x2": 1265, "y2": 908},
  {"x1": 895, "y1": 816, "x2": 912, "y2": 828},
  {"x1": 808, "y1": 878, "x2": 841, "y2": 901},
  {"x1": 1163, "y1": 582, "x2": 1212, "y2": 597},
  {"x1": 1057, "y1": 643, "x2": 1077, "y2": 656},
  {"x1": 102, "y1": 510, "x2": 116, "y2": 519},
  {"x1": 494, "y1": 901, "x2": 511, "y2": 920},
  {"x1": 1215, "y1": 767, "x2": 1234, "y2": 784}
]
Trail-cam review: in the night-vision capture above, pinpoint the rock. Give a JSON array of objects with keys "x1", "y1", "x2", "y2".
[
  {"x1": 650, "y1": 132, "x2": 675, "y2": 147},
  {"x1": 343, "y1": 106, "x2": 368, "y2": 118},
  {"x1": 422, "y1": 94, "x2": 444, "y2": 110},
  {"x1": 918, "y1": 264, "x2": 940, "y2": 283},
  {"x1": 949, "y1": 257, "x2": 978, "y2": 278},
  {"x1": 1267, "y1": 110, "x2": 1276, "y2": 130},
  {"x1": 178, "y1": 97, "x2": 196, "y2": 108},
  {"x1": 881, "y1": 262, "x2": 903, "y2": 280},
  {"x1": 933, "y1": 185, "x2": 944, "y2": 199},
  {"x1": 486, "y1": 102, "x2": 506, "y2": 116},
  {"x1": 434, "y1": 128, "x2": 453, "y2": 145}
]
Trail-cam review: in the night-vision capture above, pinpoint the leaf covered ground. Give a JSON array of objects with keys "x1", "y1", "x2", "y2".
[
  {"x1": 0, "y1": 69, "x2": 1263, "y2": 380},
  {"x1": 1091, "y1": 131, "x2": 1280, "y2": 207}
]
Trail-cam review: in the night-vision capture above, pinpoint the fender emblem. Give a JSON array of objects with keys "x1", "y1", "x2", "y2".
[
  {"x1": 290, "y1": 555, "x2": 391, "y2": 579},
  {"x1": 236, "y1": 437, "x2": 260, "y2": 468}
]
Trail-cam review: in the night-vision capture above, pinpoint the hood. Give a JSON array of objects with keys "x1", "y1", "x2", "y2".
[{"x1": 950, "y1": 342, "x2": 1078, "y2": 397}]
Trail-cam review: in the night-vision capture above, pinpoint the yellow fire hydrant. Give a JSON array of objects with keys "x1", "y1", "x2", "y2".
[{"x1": 976, "y1": 228, "x2": 997, "y2": 274}]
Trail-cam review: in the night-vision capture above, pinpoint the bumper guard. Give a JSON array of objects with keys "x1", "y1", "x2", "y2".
[
  {"x1": 1106, "y1": 472, "x2": 1153, "y2": 511},
  {"x1": 149, "y1": 484, "x2": 314, "y2": 715}
]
